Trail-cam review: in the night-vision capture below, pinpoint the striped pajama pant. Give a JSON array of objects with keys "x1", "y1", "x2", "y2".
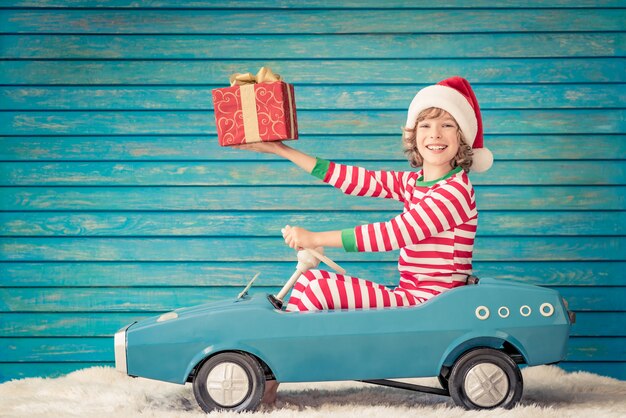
[{"x1": 285, "y1": 269, "x2": 429, "y2": 312}]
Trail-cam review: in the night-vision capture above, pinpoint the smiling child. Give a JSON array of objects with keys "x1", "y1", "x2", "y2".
[{"x1": 237, "y1": 76, "x2": 492, "y2": 314}]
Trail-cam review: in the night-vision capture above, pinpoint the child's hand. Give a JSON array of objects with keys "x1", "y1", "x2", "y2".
[
  {"x1": 281, "y1": 225, "x2": 316, "y2": 250},
  {"x1": 232, "y1": 141, "x2": 284, "y2": 154}
]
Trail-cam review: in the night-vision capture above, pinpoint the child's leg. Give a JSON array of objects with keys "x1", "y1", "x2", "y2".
[
  {"x1": 285, "y1": 269, "x2": 322, "y2": 309},
  {"x1": 286, "y1": 269, "x2": 423, "y2": 312}
]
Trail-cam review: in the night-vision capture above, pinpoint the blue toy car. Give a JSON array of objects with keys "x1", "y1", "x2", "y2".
[{"x1": 114, "y1": 248, "x2": 575, "y2": 412}]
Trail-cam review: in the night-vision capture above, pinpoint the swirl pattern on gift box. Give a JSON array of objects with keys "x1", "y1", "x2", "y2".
[
  {"x1": 256, "y1": 84, "x2": 287, "y2": 139},
  {"x1": 213, "y1": 88, "x2": 245, "y2": 146}
]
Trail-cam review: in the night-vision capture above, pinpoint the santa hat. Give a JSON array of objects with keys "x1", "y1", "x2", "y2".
[{"x1": 405, "y1": 76, "x2": 493, "y2": 172}]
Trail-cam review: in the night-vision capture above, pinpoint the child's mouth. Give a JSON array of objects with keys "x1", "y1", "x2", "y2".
[{"x1": 426, "y1": 144, "x2": 448, "y2": 151}]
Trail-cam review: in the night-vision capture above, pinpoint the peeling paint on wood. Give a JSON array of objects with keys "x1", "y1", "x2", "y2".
[
  {"x1": 1, "y1": 59, "x2": 624, "y2": 85},
  {"x1": 2, "y1": 9, "x2": 624, "y2": 33},
  {"x1": 1, "y1": 186, "x2": 624, "y2": 211},
  {"x1": 2, "y1": 261, "x2": 625, "y2": 287},
  {"x1": 2, "y1": 33, "x2": 624, "y2": 59}
]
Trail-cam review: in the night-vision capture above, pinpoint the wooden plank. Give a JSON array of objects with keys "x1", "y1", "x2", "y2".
[
  {"x1": 3, "y1": 261, "x2": 624, "y2": 287},
  {"x1": 553, "y1": 286, "x2": 626, "y2": 312},
  {"x1": 0, "y1": 337, "x2": 111, "y2": 362},
  {"x1": 3, "y1": 33, "x2": 624, "y2": 59},
  {"x1": 1, "y1": 135, "x2": 624, "y2": 161},
  {"x1": 2, "y1": 312, "x2": 621, "y2": 337},
  {"x1": 1, "y1": 161, "x2": 624, "y2": 186},
  {"x1": 2, "y1": 9, "x2": 624, "y2": 34},
  {"x1": 0, "y1": 313, "x2": 152, "y2": 337},
  {"x1": 2, "y1": 85, "x2": 624, "y2": 110},
  {"x1": 0, "y1": 286, "x2": 623, "y2": 313},
  {"x1": 0, "y1": 286, "x2": 272, "y2": 312},
  {"x1": 3, "y1": 336, "x2": 623, "y2": 363},
  {"x1": 1, "y1": 211, "x2": 623, "y2": 237},
  {"x1": 1, "y1": 237, "x2": 624, "y2": 262},
  {"x1": 2, "y1": 109, "x2": 624, "y2": 136},
  {"x1": 1, "y1": 59, "x2": 623, "y2": 84},
  {"x1": 2, "y1": 186, "x2": 623, "y2": 211},
  {"x1": 567, "y1": 337, "x2": 626, "y2": 362},
  {"x1": 474, "y1": 262, "x2": 626, "y2": 287},
  {"x1": 5, "y1": 1, "x2": 626, "y2": 9},
  {"x1": 0, "y1": 363, "x2": 110, "y2": 383},
  {"x1": 570, "y1": 313, "x2": 626, "y2": 337}
]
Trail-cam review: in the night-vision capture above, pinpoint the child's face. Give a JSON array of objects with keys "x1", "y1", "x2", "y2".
[{"x1": 415, "y1": 111, "x2": 461, "y2": 171}]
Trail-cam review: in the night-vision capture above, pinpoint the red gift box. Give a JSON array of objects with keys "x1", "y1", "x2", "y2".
[{"x1": 212, "y1": 67, "x2": 298, "y2": 146}]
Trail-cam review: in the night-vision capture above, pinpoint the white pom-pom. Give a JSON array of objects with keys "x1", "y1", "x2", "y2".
[{"x1": 471, "y1": 147, "x2": 494, "y2": 173}]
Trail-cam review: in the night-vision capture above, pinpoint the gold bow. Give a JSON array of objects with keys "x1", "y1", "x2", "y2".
[{"x1": 229, "y1": 67, "x2": 282, "y2": 86}]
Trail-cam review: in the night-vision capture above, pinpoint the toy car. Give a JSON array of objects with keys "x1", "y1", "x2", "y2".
[{"x1": 114, "y1": 248, "x2": 575, "y2": 412}]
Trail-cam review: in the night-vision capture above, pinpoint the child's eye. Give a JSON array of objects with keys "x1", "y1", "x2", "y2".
[
  {"x1": 443, "y1": 123, "x2": 456, "y2": 128},
  {"x1": 418, "y1": 124, "x2": 430, "y2": 128}
]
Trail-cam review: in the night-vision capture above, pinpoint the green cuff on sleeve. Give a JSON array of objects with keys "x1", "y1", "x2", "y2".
[
  {"x1": 341, "y1": 228, "x2": 358, "y2": 252},
  {"x1": 311, "y1": 157, "x2": 331, "y2": 181}
]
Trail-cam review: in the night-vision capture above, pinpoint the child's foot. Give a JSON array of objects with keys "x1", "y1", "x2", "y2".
[{"x1": 261, "y1": 380, "x2": 279, "y2": 405}]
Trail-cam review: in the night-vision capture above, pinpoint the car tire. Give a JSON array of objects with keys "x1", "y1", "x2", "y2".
[
  {"x1": 449, "y1": 348, "x2": 523, "y2": 410},
  {"x1": 192, "y1": 352, "x2": 265, "y2": 413}
]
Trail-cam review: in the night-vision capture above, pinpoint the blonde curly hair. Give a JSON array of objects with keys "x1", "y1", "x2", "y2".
[{"x1": 401, "y1": 107, "x2": 473, "y2": 172}]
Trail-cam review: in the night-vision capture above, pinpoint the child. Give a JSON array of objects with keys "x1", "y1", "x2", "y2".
[
  {"x1": 235, "y1": 76, "x2": 492, "y2": 403},
  {"x1": 237, "y1": 76, "x2": 492, "y2": 310}
]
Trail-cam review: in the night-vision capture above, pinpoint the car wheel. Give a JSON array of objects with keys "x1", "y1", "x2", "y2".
[
  {"x1": 449, "y1": 348, "x2": 523, "y2": 410},
  {"x1": 192, "y1": 352, "x2": 265, "y2": 413}
]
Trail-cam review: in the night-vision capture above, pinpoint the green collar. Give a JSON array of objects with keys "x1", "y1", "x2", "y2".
[{"x1": 416, "y1": 166, "x2": 463, "y2": 187}]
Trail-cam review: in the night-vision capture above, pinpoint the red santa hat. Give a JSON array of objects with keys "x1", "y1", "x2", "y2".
[{"x1": 405, "y1": 76, "x2": 493, "y2": 172}]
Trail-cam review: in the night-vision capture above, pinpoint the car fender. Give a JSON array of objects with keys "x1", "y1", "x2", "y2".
[
  {"x1": 437, "y1": 331, "x2": 529, "y2": 372},
  {"x1": 183, "y1": 342, "x2": 277, "y2": 382}
]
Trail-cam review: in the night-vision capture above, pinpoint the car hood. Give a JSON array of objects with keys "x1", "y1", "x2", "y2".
[{"x1": 129, "y1": 294, "x2": 267, "y2": 332}]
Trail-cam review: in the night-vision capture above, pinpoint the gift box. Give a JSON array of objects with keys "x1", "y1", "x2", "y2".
[{"x1": 212, "y1": 67, "x2": 298, "y2": 146}]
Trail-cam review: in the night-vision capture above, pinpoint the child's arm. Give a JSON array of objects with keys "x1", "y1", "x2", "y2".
[
  {"x1": 282, "y1": 225, "x2": 343, "y2": 250},
  {"x1": 234, "y1": 142, "x2": 408, "y2": 203},
  {"x1": 282, "y1": 177, "x2": 476, "y2": 253},
  {"x1": 312, "y1": 159, "x2": 408, "y2": 203},
  {"x1": 343, "y1": 177, "x2": 477, "y2": 252}
]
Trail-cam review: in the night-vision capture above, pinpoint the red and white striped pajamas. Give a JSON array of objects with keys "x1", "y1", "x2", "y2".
[{"x1": 285, "y1": 159, "x2": 478, "y2": 312}]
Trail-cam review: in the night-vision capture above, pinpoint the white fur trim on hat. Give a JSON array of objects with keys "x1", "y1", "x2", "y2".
[
  {"x1": 471, "y1": 147, "x2": 494, "y2": 173},
  {"x1": 406, "y1": 84, "x2": 478, "y2": 147}
]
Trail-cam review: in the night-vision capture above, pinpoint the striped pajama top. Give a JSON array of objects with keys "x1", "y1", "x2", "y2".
[{"x1": 312, "y1": 158, "x2": 478, "y2": 300}]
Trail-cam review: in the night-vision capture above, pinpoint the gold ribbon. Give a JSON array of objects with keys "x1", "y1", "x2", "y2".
[
  {"x1": 228, "y1": 67, "x2": 284, "y2": 143},
  {"x1": 229, "y1": 67, "x2": 282, "y2": 86}
]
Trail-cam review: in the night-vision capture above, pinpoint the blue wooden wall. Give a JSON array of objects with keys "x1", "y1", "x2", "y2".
[{"x1": 0, "y1": 1, "x2": 625, "y2": 382}]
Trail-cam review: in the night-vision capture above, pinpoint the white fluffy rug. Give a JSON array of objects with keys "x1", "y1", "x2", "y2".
[{"x1": 1, "y1": 366, "x2": 625, "y2": 418}]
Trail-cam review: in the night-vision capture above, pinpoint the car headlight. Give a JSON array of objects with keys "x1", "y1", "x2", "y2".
[{"x1": 157, "y1": 311, "x2": 178, "y2": 322}]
